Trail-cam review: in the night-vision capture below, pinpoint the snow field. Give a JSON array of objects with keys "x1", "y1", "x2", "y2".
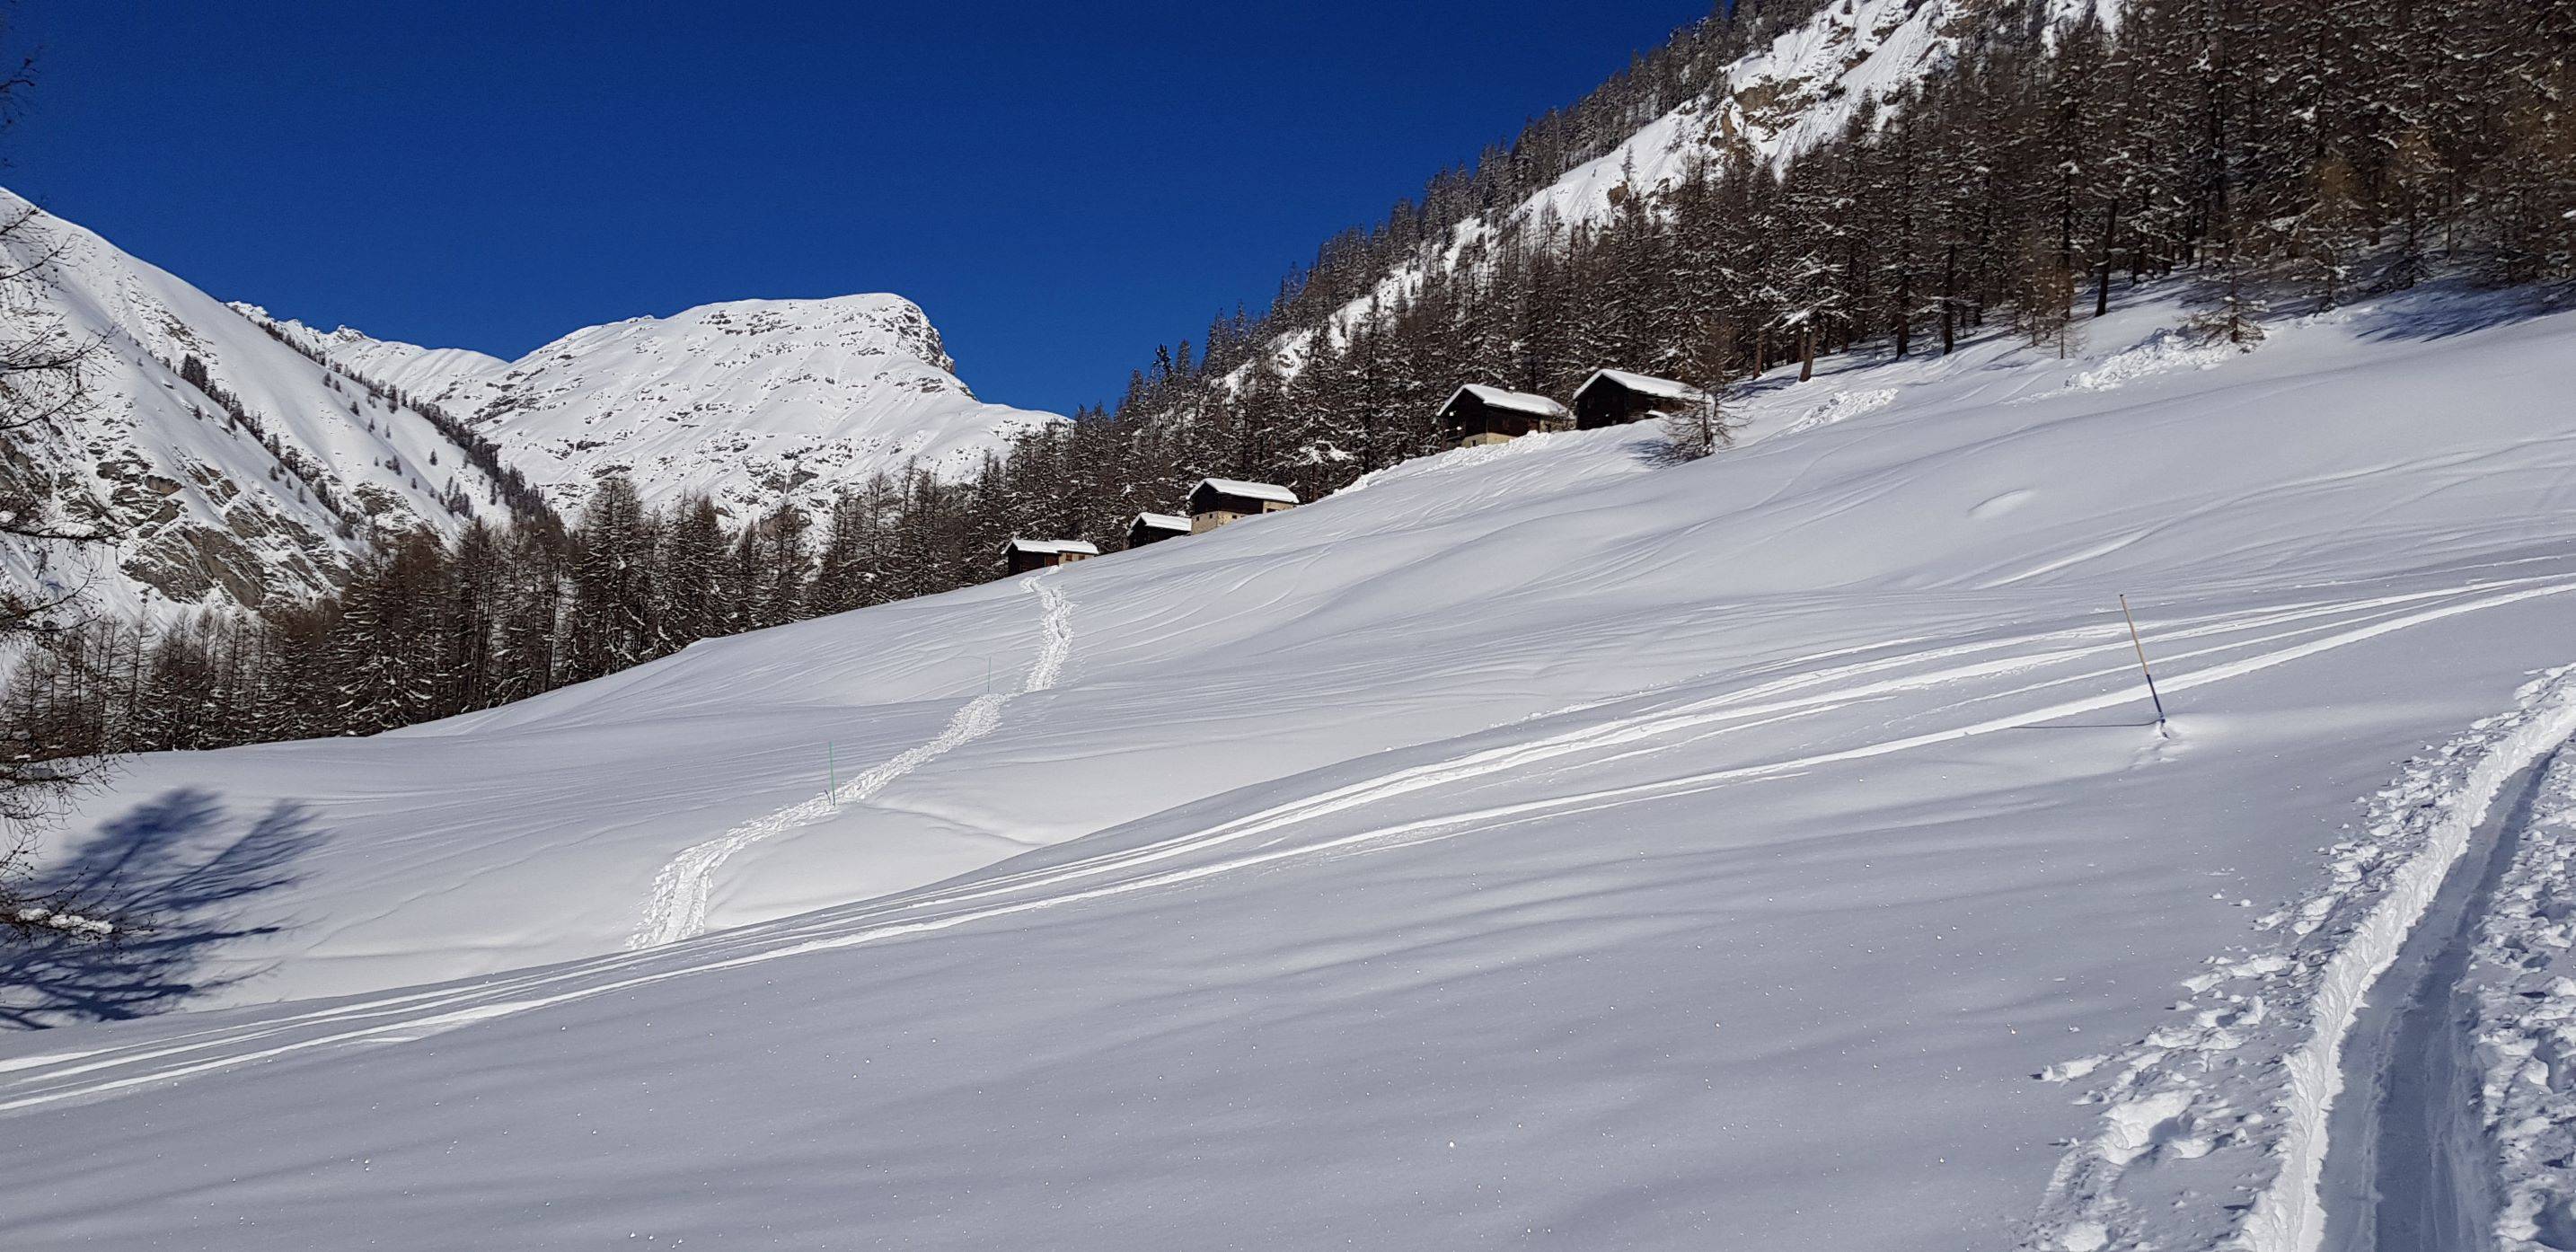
[{"x1": 7, "y1": 283, "x2": 2576, "y2": 1249}]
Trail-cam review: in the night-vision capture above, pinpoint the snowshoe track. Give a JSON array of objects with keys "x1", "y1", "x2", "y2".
[
  {"x1": 2023, "y1": 659, "x2": 2576, "y2": 1252},
  {"x1": 628, "y1": 575, "x2": 1076, "y2": 948}
]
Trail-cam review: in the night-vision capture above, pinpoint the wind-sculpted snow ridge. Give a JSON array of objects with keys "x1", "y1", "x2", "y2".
[
  {"x1": 2022, "y1": 665, "x2": 2576, "y2": 1252},
  {"x1": 630, "y1": 575, "x2": 1074, "y2": 948}
]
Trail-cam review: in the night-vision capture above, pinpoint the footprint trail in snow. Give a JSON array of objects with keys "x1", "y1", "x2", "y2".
[{"x1": 628, "y1": 575, "x2": 1075, "y2": 948}]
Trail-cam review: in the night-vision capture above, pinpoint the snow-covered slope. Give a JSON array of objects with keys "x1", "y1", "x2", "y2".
[
  {"x1": 7, "y1": 282, "x2": 2576, "y2": 1249},
  {"x1": 248, "y1": 294, "x2": 1065, "y2": 516},
  {"x1": 0, "y1": 191, "x2": 504, "y2": 615},
  {"x1": 237, "y1": 313, "x2": 511, "y2": 410}
]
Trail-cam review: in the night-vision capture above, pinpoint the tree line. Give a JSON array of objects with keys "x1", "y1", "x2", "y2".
[
  {"x1": 1, "y1": 463, "x2": 1107, "y2": 754},
  {"x1": 10, "y1": 0, "x2": 2574, "y2": 768}
]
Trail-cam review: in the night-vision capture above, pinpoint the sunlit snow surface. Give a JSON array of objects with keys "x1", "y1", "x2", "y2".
[{"x1": 6, "y1": 285, "x2": 2576, "y2": 1250}]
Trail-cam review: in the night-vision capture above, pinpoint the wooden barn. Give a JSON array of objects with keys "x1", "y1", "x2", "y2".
[
  {"x1": 1001, "y1": 537, "x2": 1099, "y2": 575},
  {"x1": 1127, "y1": 512, "x2": 1191, "y2": 549},
  {"x1": 1572, "y1": 369, "x2": 1710, "y2": 430},
  {"x1": 1187, "y1": 478, "x2": 1299, "y2": 533},
  {"x1": 1436, "y1": 384, "x2": 1573, "y2": 447}
]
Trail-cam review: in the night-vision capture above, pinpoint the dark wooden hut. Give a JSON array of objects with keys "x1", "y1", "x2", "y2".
[
  {"x1": 1127, "y1": 512, "x2": 1191, "y2": 549},
  {"x1": 1186, "y1": 478, "x2": 1300, "y2": 533},
  {"x1": 1572, "y1": 369, "x2": 1709, "y2": 430},
  {"x1": 1001, "y1": 537, "x2": 1099, "y2": 575},
  {"x1": 1436, "y1": 384, "x2": 1573, "y2": 447}
]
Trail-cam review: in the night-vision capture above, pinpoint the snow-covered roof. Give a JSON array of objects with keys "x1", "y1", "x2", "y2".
[
  {"x1": 1131, "y1": 512, "x2": 1191, "y2": 533},
  {"x1": 1443, "y1": 384, "x2": 1571, "y2": 419},
  {"x1": 1575, "y1": 369, "x2": 1708, "y2": 404},
  {"x1": 1191, "y1": 478, "x2": 1301, "y2": 507},
  {"x1": 1002, "y1": 537, "x2": 1099, "y2": 556}
]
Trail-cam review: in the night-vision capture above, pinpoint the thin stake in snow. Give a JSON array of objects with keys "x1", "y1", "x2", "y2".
[
  {"x1": 827, "y1": 741, "x2": 838, "y2": 810},
  {"x1": 2120, "y1": 595, "x2": 2172, "y2": 737}
]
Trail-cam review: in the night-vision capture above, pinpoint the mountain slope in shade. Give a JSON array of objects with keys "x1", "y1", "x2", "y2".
[
  {"x1": 0, "y1": 190, "x2": 502, "y2": 616},
  {"x1": 247, "y1": 294, "x2": 1066, "y2": 517}
]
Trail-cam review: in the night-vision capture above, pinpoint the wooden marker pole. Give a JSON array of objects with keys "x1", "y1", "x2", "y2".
[
  {"x1": 827, "y1": 741, "x2": 838, "y2": 808},
  {"x1": 2119, "y1": 595, "x2": 2171, "y2": 737}
]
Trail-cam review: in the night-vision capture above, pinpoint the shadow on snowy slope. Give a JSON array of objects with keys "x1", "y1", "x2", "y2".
[
  {"x1": 0, "y1": 789, "x2": 324, "y2": 1029},
  {"x1": 2348, "y1": 278, "x2": 2572, "y2": 342}
]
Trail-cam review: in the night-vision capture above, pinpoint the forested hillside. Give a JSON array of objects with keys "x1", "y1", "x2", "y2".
[
  {"x1": 11, "y1": 0, "x2": 2571, "y2": 756},
  {"x1": 1070, "y1": 0, "x2": 2573, "y2": 506},
  {"x1": 702, "y1": 0, "x2": 2576, "y2": 592}
]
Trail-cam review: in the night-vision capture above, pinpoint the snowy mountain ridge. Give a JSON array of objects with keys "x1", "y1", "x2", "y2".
[
  {"x1": 233, "y1": 312, "x2": 511, "y2": 409},
  {"x1": 238, "y1": 291, "x2": 1064, "y2": 518},
  {"x1": 0, "y1": 191, "x2": 1068, "y2": 616}
]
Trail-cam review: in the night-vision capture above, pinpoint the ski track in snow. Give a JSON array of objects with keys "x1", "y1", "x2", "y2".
[
  {"x1": 4, "y1": 575, "x2": 2572, "y2": 1122},
  {"x1": 2022, "y1": 661, "x2": 2576, "y2": 1252},
  {"x1": 627, "y1": 574, "x2": 1075, "y2": 948},
  {"x1": 2474, "y1": 755, "x2": 2576, "y2": 1251},
  {"x1": 2332, "y1": 749, "x2": 2544, "y2": 1251}
]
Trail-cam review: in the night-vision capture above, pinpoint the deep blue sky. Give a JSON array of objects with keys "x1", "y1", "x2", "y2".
[{"x1": 14, "y1": 2, "x2": 1707, "y2": 413}]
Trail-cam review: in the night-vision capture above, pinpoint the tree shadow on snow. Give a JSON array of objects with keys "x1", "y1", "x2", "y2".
[
  {"x1": 0, "y1": 789, "x2": 325, "y2": 1029},
  {"x1": 1627, "y1": 434, "x2": 1694, "y2": 466},
  {"x1": 2345, "y1": 278, "x2": 2572, "y2": 344}
]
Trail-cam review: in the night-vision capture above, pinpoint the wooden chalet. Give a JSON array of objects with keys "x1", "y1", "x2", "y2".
[
  {"x1": 1572, "y1": 369, "x2": 1710, "y2": 430},
  {"x1": 1127, "y1": 512, "x2": 1192, "y2": 549},
  {"x1": 1436, "y1": 384, "x2": 1573, "y2": 448},
  {"x1": 1187, "y1": 478, "x2": 1299, "y2": 533},
  {"x1": 1001, "y1": 537, "x2": 1099, "y2": 575}
]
